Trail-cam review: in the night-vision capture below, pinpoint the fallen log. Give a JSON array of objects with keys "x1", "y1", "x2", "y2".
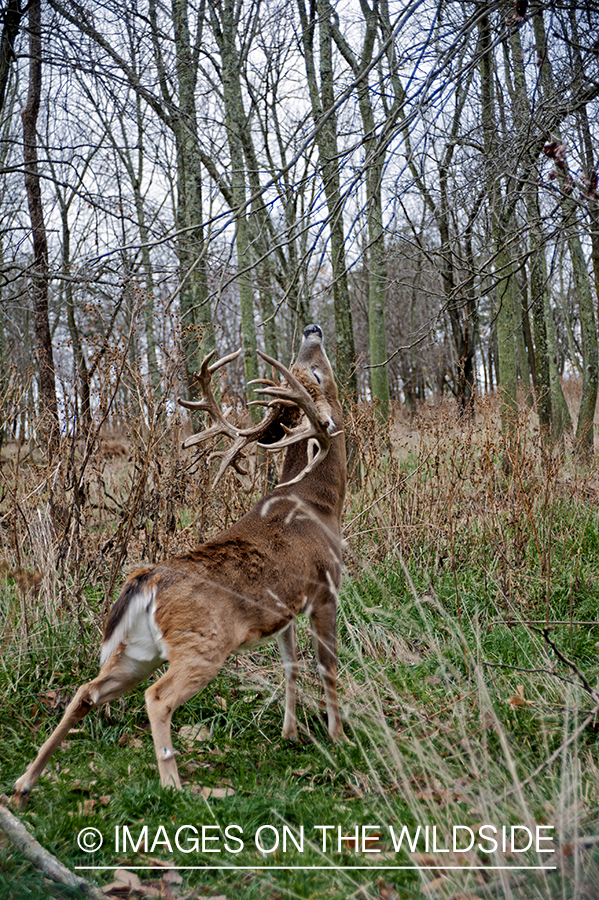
[{"x1": 0, "y1": 797, "x2": 106, "y2": 900}]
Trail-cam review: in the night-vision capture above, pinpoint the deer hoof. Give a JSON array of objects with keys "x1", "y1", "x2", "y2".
[{"x1": 12, "y1": 787, "x2": 30, "y2": 810}]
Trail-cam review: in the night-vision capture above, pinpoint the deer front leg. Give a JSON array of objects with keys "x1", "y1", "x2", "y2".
[
  {"x1": 276, "y1": 620, "x2": 299, "y2": 740},
  {"x1": 310, "y1": 601, "x2": 343, "y2": 742}
]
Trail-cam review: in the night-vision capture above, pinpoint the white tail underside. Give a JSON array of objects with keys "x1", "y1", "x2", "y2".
[{"x1": 99, "y1": 587, "x2": 169, "y2": 673}]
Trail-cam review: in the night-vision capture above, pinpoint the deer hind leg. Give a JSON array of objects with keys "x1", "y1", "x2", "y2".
[
  {"x1": 13, "y1": 655, "x2": 147, "y2": 808},
  {"x1": 145, "y1": 653, "x2": 227, "y2": 790},
  {"x1": 276, "y1": 620, "x2": 299, "y2": 740},
  {"x1": 310, "y1": 598, "x2": 343, "y2": 742}
]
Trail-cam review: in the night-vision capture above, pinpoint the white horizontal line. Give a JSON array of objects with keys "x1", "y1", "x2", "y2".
[{"x1": 75, "y1": 865, "x2": 558, "y2": 871}]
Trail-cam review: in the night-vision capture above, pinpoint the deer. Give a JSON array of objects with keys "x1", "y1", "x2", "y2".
[{"x1": 13, "y1": 324, "x2": 346, "y2": 806}]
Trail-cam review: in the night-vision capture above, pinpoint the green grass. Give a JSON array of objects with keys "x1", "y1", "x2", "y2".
[{"x1": 2, "y1": 409, "x2": 599, "y2": 898}]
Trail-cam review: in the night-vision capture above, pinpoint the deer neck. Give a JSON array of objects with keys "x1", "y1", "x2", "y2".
[{"x1": 278, "y1": 430, "x2": 346, "y2": 524}]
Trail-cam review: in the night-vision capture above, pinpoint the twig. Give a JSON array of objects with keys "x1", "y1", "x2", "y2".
[
  {"x1": 0, "y1": 798, "x2": 106, "y2": 900},
  {"x1": 535, "y1": 626, "x2": 599, "y2": 702},
  {"x1": 482, "y1": 659, "x2": 584, "y2": 691},
  {"x1": 578, "y1": 834, "x2": 599, "y2": 847}
]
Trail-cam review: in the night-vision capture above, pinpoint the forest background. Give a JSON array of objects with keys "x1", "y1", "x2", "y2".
[{"x1": 2, "y1": 1, "x2": 599, "y2": 899}]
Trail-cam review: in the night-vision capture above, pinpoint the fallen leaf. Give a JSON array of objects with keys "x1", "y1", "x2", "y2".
[
  {"x1": 135, "y1": 884, "x2": 161, "y2": 899},
  {"x1": 452, "y1": 894, "x2": 484, "y2": 900},
  {"x1": 507, "y1": 685, "x2": 534, "y2": 707},
  {"x1": 102, "y1": 868, "x2": 143, "y2": 894},
  {"x1": 191, "y1": 785, "x2": 235, "y2": 799},
  {"x1": 377, "y1": 876, "x2": 399, "y2": 899},
  {"x1": 113, "y1": 869, "x2": 143, "y2": 888},
  {"x1": 363, "y1": 831, "x2": 384, "y2": 851},
  {"x1": 140, "y1": 857, "x2": 175, "y2": 868},
  {"x1": 179, "y1": 724, "x2": 210, "y2": 744},
  {"x1": 40, "y1": 689, "x2": 67, "y2": 709},
  {"x1": 421, "y1": 876, "x2": 447, "y2": 894},
  {"x1": 118, "y1": 734, "x2": 143, "y2": 748},
  {"x1": 162, "y1": 869, "x2": 183, "y2": 885},
  {"x1": 70, "y1": 780, "x2": 97, "y2": 794}
]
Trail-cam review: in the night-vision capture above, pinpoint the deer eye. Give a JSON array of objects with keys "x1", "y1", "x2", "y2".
[{"x1": 312, "y1": 368, "x2": 321, "y2": 385}]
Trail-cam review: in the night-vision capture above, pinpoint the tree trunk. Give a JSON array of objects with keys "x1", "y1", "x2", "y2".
[
  {"x1": 578, "y1": 102, "x2": 599, "y2": 307},
  {"x1": 514, "y1": 265, "x2": 533, "y2": 406},
  {"x1": 525, "y1": 182, "x2": 555, "y2": 442},
  {"x1": 330, "y1": 1, "x2": 389, "y2": 419},
  {"x1": 493, "y1": 245, "x2": 519, "y2": 423},
  {"x1": 567, "y1": 5, "x2": 599, "y2": 308},
  {"x1": 21, "y1": 0, "x2": 59, "y2": 457},
  {"x1": 479, "y1": 13, "x2": 518, "y2": 443},
  {"x1": 237, "y1": 72, "x2": 279, "y2": 361},
  {"x1": 213, "y1": 0, "x2": 259, "y2": 403},
  {"x1": 532, "y1": 9, "x2": 598, "y2": 459},
  {"x1": 366, "y1": 173, "x2": 390, "y2": 422},
  {"x1": 297, "y1": 0, "x2": 357, "y2": 401},
  {"x1": 0, "y1": 0, "x2": 22, "y2": 118},
  {"x1": 566, "y1": 204, "x2": 598, "y2": 460},
  {"x1": 128, "y1": 91, "x2": 162, "y2": 405},
  {"x1": 0, "y1": 243, "x2": 8, "y2": 448},
  {"x1": 459, "y1": 213, "x2": 480, "y2": 417},
  {"x1": 396, "y1": 21, "x2": 476, "y2": 418},
  {"x1": 61, "y1": 207, "x2": 91, "y2": 430},
  {"x1": 172, "y1": 0, "x2": 215, "y2": 400}
]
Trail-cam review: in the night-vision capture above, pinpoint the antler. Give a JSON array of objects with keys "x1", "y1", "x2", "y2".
[
  {"x1": 178, "y1": 349, "x2": 285, "y2": 488},
  {"x1": 178, "y1": 347, "x2": 341, "y2": 489},
  {"x1": 251, "y1": 349, "x2": 342, "y2": 488}
]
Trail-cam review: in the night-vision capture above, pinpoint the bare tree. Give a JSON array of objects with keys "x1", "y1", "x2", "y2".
[
  {"x1": 21, "y1": 0, "x2": 59, "y2": 454},
  {"x1": 297, "y1": 0, "x2": 357, "y2": 401}
]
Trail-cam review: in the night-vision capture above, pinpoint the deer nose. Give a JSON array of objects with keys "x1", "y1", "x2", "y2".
[{"x1": 303, "y1": 324, "x2": 322, "y2": 341}]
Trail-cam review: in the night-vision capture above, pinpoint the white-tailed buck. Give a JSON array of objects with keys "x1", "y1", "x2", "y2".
[{"x1": 14, "y1": 325, "x2": 346, "y2": 805}]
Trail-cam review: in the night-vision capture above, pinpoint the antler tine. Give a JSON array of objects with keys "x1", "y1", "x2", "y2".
[
  {"x1": 178, "y1": 348, "x2": 291, "y2": 487},
  {"x1": 207, "y1": 348, "x2": 245, "y2": 374},
  {"x1": 178, "y1": 350, "x2": 247, "y2": 468},
  {"x1": 178, "y1": 349, "x2": 243, "y2": 414},
  {"x1": 208, "y1": 437, "x2": 251, "y2": 486},
  {"x1": 254, "y1": 349, "x2": 338, "y2": 436},
  {"x1": 254, "y1": 349, "x2": 321, "y2": 420}
]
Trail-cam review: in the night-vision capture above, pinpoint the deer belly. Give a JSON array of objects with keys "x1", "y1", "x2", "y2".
[{"x1": 236, "y1": 619, "x2": 291, "y2": 652}]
